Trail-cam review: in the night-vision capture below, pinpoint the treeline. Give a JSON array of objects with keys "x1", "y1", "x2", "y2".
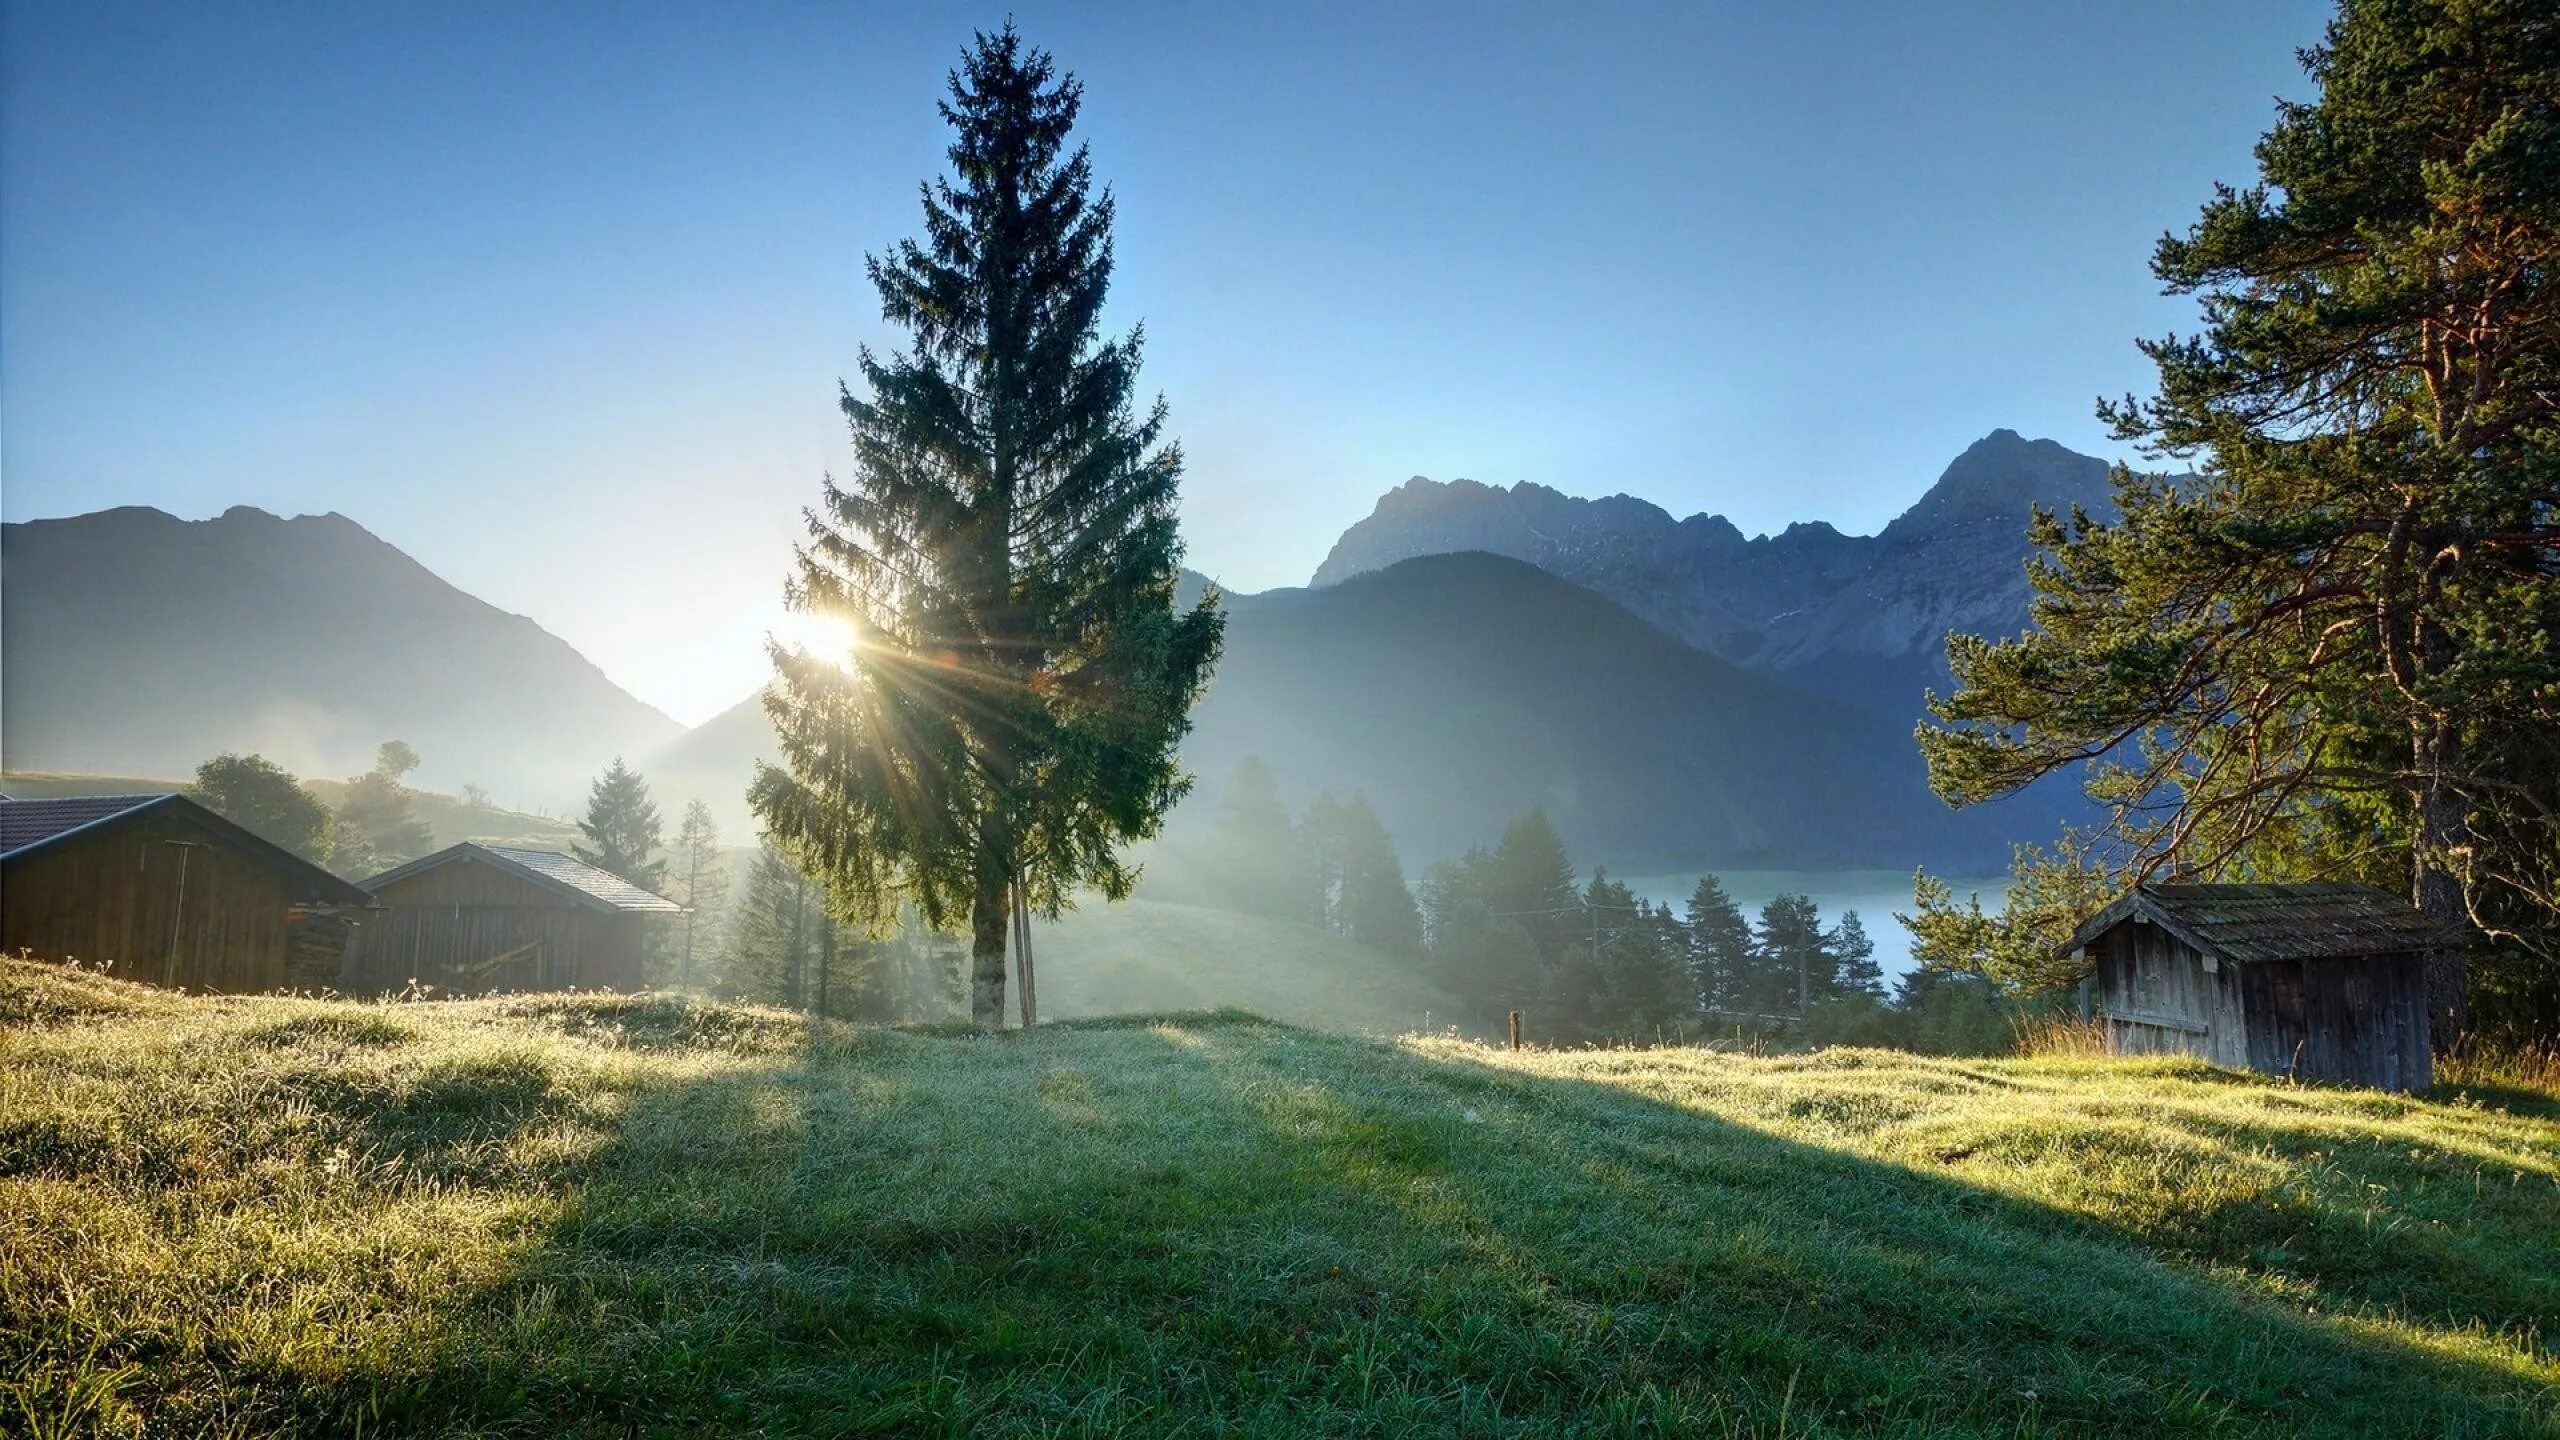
[
  {"x1": 558, "y1": 759, "x2": 963, "y2": 1022},
  {"x1": 185, "y1": 744, "x2": 963, "y2": 1021},
  {"x1": 1168, "y1": 759, "x2": 2013, "y2": 1052}
]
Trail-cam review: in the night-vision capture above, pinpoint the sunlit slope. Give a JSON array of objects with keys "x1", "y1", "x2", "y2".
[
  {"x1": 1031, "y1": 898, "x2": 1465, "y2": 1034},
  {"x1": 4, "y1": 960, "x2": 2553, "y2": 1438}
]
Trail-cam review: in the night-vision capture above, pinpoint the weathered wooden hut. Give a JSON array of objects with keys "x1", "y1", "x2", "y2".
[
  {"x1": 2061, "y1": 883, "x2": 2448, "y2": 1092},
  {"x1": 0, "y1": 793, "x2": 373, "y2": 991},
  {"x1": 346, "y1": 843, "x2": 682, "y2": 995}
]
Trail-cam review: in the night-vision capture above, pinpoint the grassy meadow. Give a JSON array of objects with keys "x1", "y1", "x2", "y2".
[{"x1": 3, "y1": 958, "x2": 2555, "y2": 1438}]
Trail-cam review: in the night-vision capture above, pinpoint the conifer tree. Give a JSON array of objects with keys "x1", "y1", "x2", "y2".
[
  {"x1": 1829, "y1": 910, "x2": 1885, "y2": 1000},
  {"x1": 667, "y1": 800, "x2": 731, "y2": 989},
  {"x1": 574, "y1": 758, "x2": 666, "y2": 893},
  {"x1": 1751, "y1": 893, "x2": 1829, "y2": 1017},
  {"x1": 1319, "y1": 793, "x2": 1423, "y2": 958},
  {"x1": 1684, "y1": 874, "x2": 1752, "y2": 1013},
  {"x1": 1916, "y1": 0, "x2": 2560, "y2": 1035},
  {"x1": 753, "y1": 25, "x2": 1222, "y2": 1029}
]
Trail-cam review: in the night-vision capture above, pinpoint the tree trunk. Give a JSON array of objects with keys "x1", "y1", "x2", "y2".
[
  {"x1": 970, "y1": 819, "x2": 1011, "y2": 1029},
  {"x1": 2413, "y1": 727, "x2": 2471, "y2": 1051}
]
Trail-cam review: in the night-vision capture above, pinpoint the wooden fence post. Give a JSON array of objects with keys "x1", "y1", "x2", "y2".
[{"x1": 1507, "y1": 1010, "x2": 1522, "y2": 1052}]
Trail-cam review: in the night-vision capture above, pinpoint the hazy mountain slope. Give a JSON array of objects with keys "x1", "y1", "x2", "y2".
[
  {"x1": 1, "y1": 506, "x2": 679, "y2": 802},
  {"x1": 655, "y1": 554, "x2": 2061, "y2": 871},
  {"x1": 1310, "y1": 430, "x2": 2121, "y2": 709},
  {"x1": 0, "y1": 769, "x2": 584, "y2": 852},
  {"x1": 1184, "y1": 552, "x2": 2051, "y2": 869}
]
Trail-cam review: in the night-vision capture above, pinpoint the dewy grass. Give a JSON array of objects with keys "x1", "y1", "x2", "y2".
[{"x1": 3, "y1": 958, "x2": 2554, "y2": 1438}]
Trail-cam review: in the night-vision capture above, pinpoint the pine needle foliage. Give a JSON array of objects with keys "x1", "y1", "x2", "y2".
[
  {"x1": 753, "y1": 26, "x2": 1221, "y2": 1028},
  {"x1": 1915, "y1": 0, "x2": 2560, "y2": 1033}
]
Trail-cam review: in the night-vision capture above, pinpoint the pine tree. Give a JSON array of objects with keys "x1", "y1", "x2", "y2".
[
  {"x1": 1829, "y1": 910, "x2": 1885, "y2": 1000},
  {"x1": 1916, "y1": 1, "x2": 2560, "y2": 1037},
  {"x1": 753, "y1": 25, "x2": 1222, "y2": 1029},
  {"x1": 1304, "y1": 791, "x2": 1421, "y2": 956},
  {"x1": 1212, "y1": 758, "x2": 1319, "y2": 921},
  {"x1": 575, "y1": 758, "x2": 666, "y2": 893},
  {"x1": 667, "y1": 800, "x2": 731, "y2": 989},
  {"x1": 729, "y1": 843, "x2": 815, "y2": 1009},
  {"x1": 1488, "y1": 810, "x2": 1579, "y2": 952},
  {"x1": 1751, "y1": 893, "x2": 1828, "y2": 1017},
  {"x1": 190, "y1": 753, "x2": 332, "y2": 863},
  {"x1": 1419, "y1": 847, "x2": 1541, "y2": 1030},
  {"x1": 1684, "y1": 874, "x2": 1752, "y2": 1013}
]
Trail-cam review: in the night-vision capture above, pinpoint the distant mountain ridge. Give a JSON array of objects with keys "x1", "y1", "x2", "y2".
[
  {"x1": 1309, "y1": 429, "x2": 2123, "y2": 711},
  {"x1": 1, "y1": 505, "x2": 681, "y2": 803},
  {"x1": 654, "y1": 552, "x2": 2066, "y2": 872}
]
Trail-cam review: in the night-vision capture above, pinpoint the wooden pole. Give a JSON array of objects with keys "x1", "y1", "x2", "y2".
[{"x1": 1508, "y1": 1010, "x2": 1522, "y2": 1051}]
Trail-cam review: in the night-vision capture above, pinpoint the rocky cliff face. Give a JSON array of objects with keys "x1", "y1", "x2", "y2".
[{"x1": 1309, "y1": 429, "x2": 2121, "y2": 699}]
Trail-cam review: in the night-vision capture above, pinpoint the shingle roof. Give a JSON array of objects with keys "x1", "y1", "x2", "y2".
[
  {"x1": 365, "y1": 843, "x2": 684, "y2": 914},
  {"x1": 2064, "y1": 882, "x2": 2456, "y2": 965},
  {"x1": 0, "y1": 794, "x2": 177, "y2": 857},
  {"x1": 0, "y1": 792, "x2": 373, "y2": 906}
]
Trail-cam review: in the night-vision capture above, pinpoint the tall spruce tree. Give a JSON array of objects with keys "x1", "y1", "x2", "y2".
[
  {"x1": 1915, "y1": 0, "x2": 2560, "y2": 1036},
  {"x1": 575, "y1": 758, "x2": 666, "y2": 893},
  {"x1": 1684, "y1": 874, "x2": 1752, "y2": 1013},
  {"x1": 753, "y1": 26, "x2": 1222, "y2": 1029},
  {"x1": 1312, "y1": 793, "x2": 1423, "y2": 957}
]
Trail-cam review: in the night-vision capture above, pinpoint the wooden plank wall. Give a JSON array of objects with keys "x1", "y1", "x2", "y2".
[
  {"x1": 0, "y1": 810, "x2": 295, "y2": 992},
  {"x1": 2242, "y1": 955, "x2": 2432, "y2": 1091},
  {"x1": 345, "y1": 855, "x2": 647, "y2": 995},
  {"x1": 342, "y1": 904, "x2": 588, "y2": 995},
  {"x1": 2096, "y1": 923, "x2": 2248, "y2": 1066}
]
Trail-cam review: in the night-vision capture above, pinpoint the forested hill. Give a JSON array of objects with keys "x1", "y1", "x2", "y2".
[
  {"x1": 658, "y1": 552, "x2": 2069, "y2": 872},
  {"x1": 1310, "y1": 428, "x2": 2122, "y2": 719},
  {"x1": 1181, "y1": 551, "x2": 2063, "y2": 869},
  {"x1": 0, "y1": 505, "x2": 680, "y2": 802}
]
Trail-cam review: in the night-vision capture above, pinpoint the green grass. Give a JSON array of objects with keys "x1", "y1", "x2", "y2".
[
  {"x1": 1031, "y1": 898, "x2": 1467, "y2": 1034},
  {"x1": 2, "y1": 960, "x2": 2553, "y2": 1438}
]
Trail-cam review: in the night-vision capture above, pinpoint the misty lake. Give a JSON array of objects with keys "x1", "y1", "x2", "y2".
[{"x1": 1620, "y1": 869, "x2": 2009, "y2": 983}]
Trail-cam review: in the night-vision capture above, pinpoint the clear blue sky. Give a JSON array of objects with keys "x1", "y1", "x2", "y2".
[{"x1": 2, "y1": 0, "x2": 2330, "y2": 724}]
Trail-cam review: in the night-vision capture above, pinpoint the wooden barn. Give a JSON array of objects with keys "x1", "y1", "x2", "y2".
[
  {"x1": 345, "y1": 843, "x2": 682, "y2": 995},
  {"x1": 0, "y1": 793, "x2": 374, "y2": 991},
  {"x1": 2062, "y1": 883, "x2": 2449, "y2": 1092}
]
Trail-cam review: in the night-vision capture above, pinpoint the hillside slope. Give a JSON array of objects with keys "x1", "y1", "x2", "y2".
[
  {"x1": 4, "y1": 960, "x2": 2551, "y2": 1438},
  {"x1": 653, "y1": 553, "x2": 2063, "y2": 871},
  {"x1": 0, "y1": 506, "x2": 679, "y2": 802},
  {"x1": 0, "y1": 769, "x2": 584, "y2": 853}
]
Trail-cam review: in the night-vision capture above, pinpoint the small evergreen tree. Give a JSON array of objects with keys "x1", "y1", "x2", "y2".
[
  {"x1": 1309, "y1": 792, "x2": 1422, "y2": 957},
  {"x1": 1684, "y1": 874, "x2": 1752, "y2": 1013},
  {"x1": 575, "y1": 758, "x2": 666, "y2": 893},
  {"x1": 1750, "y1": 893, "x2": 1828, "y2": 1017},
  {"x1": 189, "y1": 752, "x2": 331, "y2": 863},
  {"x1": 1829, "y1": 911, "x2": 1885, "y2": 1000},
  {"x1": 667, "y1": 800, "x2": 731, "y2": 989},
  {"x1": 1210, "y1": 758, "x2": 1319, "y2": 921}
]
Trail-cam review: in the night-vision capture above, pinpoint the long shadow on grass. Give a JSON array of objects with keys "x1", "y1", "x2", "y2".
[{"x1": 344, "y1": 1012, "x2": 2554, "y2": 1439}]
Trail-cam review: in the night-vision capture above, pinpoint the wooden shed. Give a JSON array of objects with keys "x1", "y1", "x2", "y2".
[
  {"x1": 345, "y1": 843, "x2": 682, "y2": 995},
  {"x1": 2062, "y1": 883, "x2": 2449, "y2": 1092},
  {"x1": 0, "y1": 793, "x2": 374, "y2": 992}
]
